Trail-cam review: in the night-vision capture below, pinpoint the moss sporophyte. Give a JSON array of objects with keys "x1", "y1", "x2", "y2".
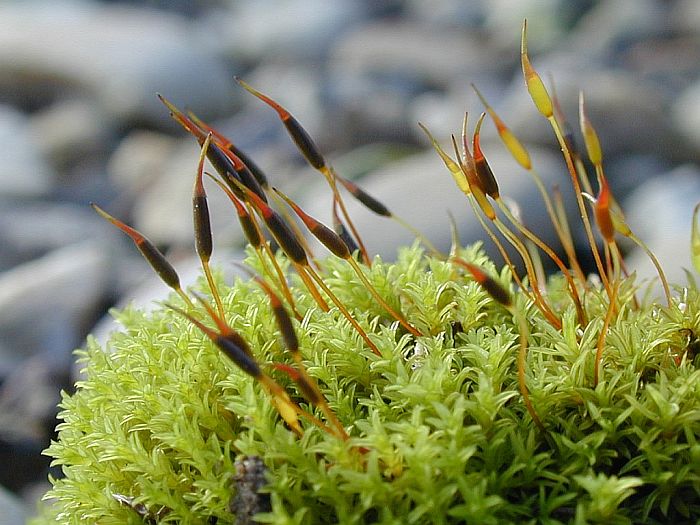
[{"x1": 36, "y1": 21, "x2": 700, "y2": 524}]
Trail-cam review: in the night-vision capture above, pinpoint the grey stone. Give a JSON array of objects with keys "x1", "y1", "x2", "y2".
[
  {"x1": 0, "y1": 356, "x2": 61, "y2": 443},
  {"x1": 205, "y1": 0, "x2": 366, "y2": 62},
  {"x1": 567, "y1": 0, "x2": 671, "y2": 58},
  {"x1": 28, "y1": 99, "x2": 111, "y2": 172},
  {"x1": 108, "y1": 130, "x2": 179, "y2": 197},
  {"x1": 671, "y1": 0, "x2": 700, "y2": 35},
  {"x1": 623, "y1": 165, "x2": 700, "y2": 298},
  {"x1": 0, "y1": 105, "x2": 53, "y2": 198},
  {"x1": 0, "y1": 485, "x2": 25, "y2": 525},
  {"x1": 330, "y1": 20, "x2": 499, "y2": 88},
  {"x1": 0, "y1": 0, "x2": 233, "y2": 129},
  {"x1": 0, "y1": 201, "x2": 112, "y2": 271},
  {"x1": 0, "y1": 241, "x2": 110, "y2": 378},
  {"x1": 673, "y1": 79, "x2": 700, "y2": 154}
]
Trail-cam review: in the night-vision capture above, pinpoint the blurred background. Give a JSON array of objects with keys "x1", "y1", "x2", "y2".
[{"x1": 1, "y1": 0, "x2": 700, "y2": 521}]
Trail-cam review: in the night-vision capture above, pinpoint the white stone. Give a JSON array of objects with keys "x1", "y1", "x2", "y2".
[
  {"x1": 0, "y1": 0, "x2": 233, "y2": 128},
  {"x1": 0, "y1": 105, "x2": 53, "y2": 198}
]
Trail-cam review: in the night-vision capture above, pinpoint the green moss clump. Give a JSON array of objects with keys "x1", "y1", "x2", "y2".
[
  {"x1": 34, "y1": 241, "x2": 700, "y2": 524},
  {"x1": 34, "y1": 20, "x2": 700, "y2": 525}
]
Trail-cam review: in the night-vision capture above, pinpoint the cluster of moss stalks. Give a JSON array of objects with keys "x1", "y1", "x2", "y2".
[{"x1": 34, "y1": 21, "x2": 700, "y2": 524}]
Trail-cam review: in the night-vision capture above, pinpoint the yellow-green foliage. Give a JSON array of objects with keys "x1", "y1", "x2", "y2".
[{"x1": 35, "y1": 242, "x2": 700, "y2": 524}]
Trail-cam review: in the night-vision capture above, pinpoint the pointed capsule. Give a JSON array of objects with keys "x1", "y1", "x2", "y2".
[
  {"x1": 249, "y1": 273, "x2": 299, "y2": 355},
  {"x1": 235, "y1": 180, "x2": 308, "y2": 265},
  {"x1": 92, "y1": 203, "x2": 181, "y2": 290},
  {"x1": 158, "y1": 93, "x2": 202, "y2": 137},
  {"x1": 220, "y1": 146, "x2": 268, "y2": 203},
  {"x1": 451, "y1": 134, "x2": 496, "y2": 221},
  {"x1": 594, "y1": 178, "x2": 615, "y2": 243},
  {"x1": 335, "y1": 176, "x2": 391, "y2": 217},
  {"x1": 692, "y1": 203, "x2": 700, "y2": 274},
  {"x1": 273, "y1": 363, "x2": 322, "y2": 405},
  {"x1": 472, "y1": 112, "x2": 500, "y2": 199},
  {"x1": 207, "y1": 173, "x2": 262, "y2": 248},
  {"x1": 610, "y1": 206, "x2": 632, "y2": 237},
  {"x1": 274, "y1": 188, "x2": 351, "y2": 259},
  {"x1": 472, "y1": 84, "x2": 532, "y2": 170},
  {"x1": 236, "y1": 78, "x2": 326, "y2": 170},
  {"x1": 579, "y1": 92, "x2": 603, "y2": 166},
  {"x1": 332, "y1": 207, "x2": 360, "y2": 256},
  {"x1": 418, "y1": 122, "x2": 470, "y2": 195},
  {"x1": 521, "y1": 20, "x2": 553, "y2": 119},
  {"x1": 187, "y1": 111, "x2": 271, "y2": 189},
  {"x1": 193, "y1": 134, "x2": 214, "y2": 261},
  {"x1": 454, "y1": 259, "x2": 511, "y2": 307},
  {"x1": 158, "y1": 94, "x2": 267, "y2": 202}
]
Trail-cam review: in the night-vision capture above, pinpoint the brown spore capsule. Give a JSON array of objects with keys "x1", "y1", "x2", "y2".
[
  {"x1": 228, "y1": 143, "x2": 270, "y2": 189},
  {"x1": 215, "y1": 335, "x2": 262, "y2": 379},
  {"x1": 273, "y1": 364, "x2": 322, "y2": 405},
  {"x1": 595, "y1": 178, "x2": 615, "y2": 243},
  {"x1": 274, "y1": 188, "x2": 351, "y2": 259},
  {"x1": 186, "y1": 110, "x2": 271, "y2": 190},
  {"x1": 332, "y1": 210, "x2": 360, "y2": 256},
  {"x1": 336, "y1": 177, "x2": 391, "y2": 217},
  {"x1": 236, "y1": 78, "x2": 327, "y2": 170},
  {"x1": 251, "y1": 275, "x2": 300, "y2": 355},
  {"x1": 236, "y1": 181, "x2": 308, "y2": 264},
  {"x1": 264, "y1": 211, "x2": 308, "y2": 265},
  {"x1": 222, "y1": 146, "x2": 268, "y2": 203},
  {"x1": 92, "y1": 203, "x2": 181, "y2": 290},
  {"x1": 193, "y1": 134, "x2": 214, "y2": 261},
  {"x1": 472, "y1": 112, "x2": 500, "y2": 199},
  {"x1": 207, "y1": 173, "x2": 263, "y2": 249},
  {"x1": 455, "y1": 259, "x2": 512, "y2": 307}
]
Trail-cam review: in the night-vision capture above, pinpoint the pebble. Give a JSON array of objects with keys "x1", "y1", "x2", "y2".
[
  {"x1": 0, "y1": 202, "x2": 112, "y2": 271},
  {"x1": 0, "y1": 0, "x2": 234, "y2": 129},
  {"x1": 28, "y1": 99, "x2": 111, "y2": 173},
  {"x1": 672, "y1": 79, "x2": 700, "y2": 155},
  {"x1": 205, "y1": 0, "x2": 367, "y2": 62},
  {"x1": 622, "y1": 165, "x2": 700, "y2": 298},
  {"x1": 0, "y1": 241, "x2": 109, "y2": 378},
  {"x1": 0, "y1": 485, "x2": 25, "y2": 525},
  {"x1": 0, "y1": 106, "x2": 53, "y2": 199}
]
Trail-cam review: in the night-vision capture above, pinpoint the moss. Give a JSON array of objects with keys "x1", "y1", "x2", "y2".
[
  {"x1": 34, "y1": 20, "x2": 700, "y2": 525},
  {"x1": 33, "y1": 241, "x2": 700, "y2": 524}
]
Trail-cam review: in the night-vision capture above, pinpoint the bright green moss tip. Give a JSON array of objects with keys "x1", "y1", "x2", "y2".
[{"x1": 34, "y1": 242, "x2": 700, "y2": 524}]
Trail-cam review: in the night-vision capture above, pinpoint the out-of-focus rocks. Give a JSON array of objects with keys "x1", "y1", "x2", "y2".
[
  {"x1": 0, "y1": 485, "x2": 25, "y2": 525},
  {"x1": 28, "y1": 99, "x2": 110, "y2": 173},
  {"x1": 673, "y1": 80, "x2": 700, "y2": 153},
  {"x1": 0, "y1": 202, "x2": 112, "y2": 271},
  {"x1": 108, "y1": 130, "x2": 179, "y2": 198},
  {"x1": 623, "y1": 165, "x2": 700, "y2": 296},
  {"x1": 0, "y1": 241, "x2": 109, "y2": 378},
  {"x1": 205, "y1": 0, "x2": 366, "y2": 62},
  {"x1": 0, "y1": 0, "x2": 233, "y2": 129},
  {"x1": 0, "y1": 106, "x2": 54, "y2": 198}
]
